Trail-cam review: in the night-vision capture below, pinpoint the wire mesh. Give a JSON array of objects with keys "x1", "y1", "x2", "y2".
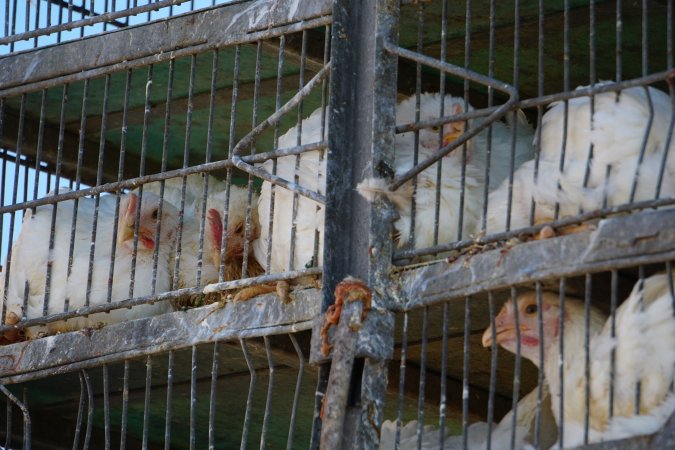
[
  {"x1": 0, "y1": 0, "x2": 673, "y2": 448},
  {"x1": 384, "y1": 262, "x2": 675, "y2": 449},
  {"x1": 0, "y1": 332, "x2": 315, "y2": 449},
  {"x1": 0, "y1": 0, "x2": 236, "y2": 55}
]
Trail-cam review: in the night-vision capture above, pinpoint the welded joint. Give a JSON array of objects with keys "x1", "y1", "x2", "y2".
[{"x1": 309, "y1": 280, "x2": 394, "y2": 365}]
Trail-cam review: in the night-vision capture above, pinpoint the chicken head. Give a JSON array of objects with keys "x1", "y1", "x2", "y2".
[
  {"x1": 117, "y1": 192, "x2": 178, "y2": 253},
  {"x1": 482, "y1": 291, "x2": 563, "y2": 367}
]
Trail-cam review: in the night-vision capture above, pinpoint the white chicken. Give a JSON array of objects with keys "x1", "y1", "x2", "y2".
[
  {"x1": 237, "y1": 95, "x2": 534, "y2": 301},
  {"x1": 1, "y1": 190, "x2": 178, "y2": 341},
  {"x1": 140, "y1": 174, "x2": 262, "y2": 303},
  {"x1": 538, "y1": 84, "x2": 674, "y2": 187},
  {"x1": 230, "y1": 108, "x2": 327, "y2": 302},
  {"x1": 359, "y1": 93, "x2": 534, "y2": 249},
  {"x1": 379, "y1": 385, "x2": 557, "y2": 450},
  {"x1": 483, "y1": 276, "x2": 675, "y2": 447},
  {"x1": 485, "y1": 84, "x2": 675, "y2": 235}
]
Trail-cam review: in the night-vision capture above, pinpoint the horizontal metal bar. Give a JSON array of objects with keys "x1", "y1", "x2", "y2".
[
  {"x1": 46, "y1": 0, "x2": 129, "y2": 28},
  {"x1": 0, "y1": 287, "x2": 196, "y2": 334},
  {"x1": 0, "y1": 142, "x2": 330, "y2": 215},
  {"x1": 203, "y1": 267, "x2": 323, "y2": 295},
  {"x1": 249, "y1": 141, "x2": 328, "y2": 163},
  {"x1": 0, "y1": 0, "x2": 185, "y2": 46},
  {"x1": 0, "y1": 289, "x2": 320, "y2": 383},
  {"x1": 0, "y1": 0, "x2": 332, "y2": 96},
  {"x1": 396, "y1": 208, "x2": 675, "y2": 310},
  {"x1": 393, "y1": 196, "x2": 675, "y2": 262},
  {"x1": 383, "y1": 42, "x2": 518, "y2": 190},
  {"x1": 0, "y1": 269, "x2": 323, "y2": 336},
  {"x1": 394, "y1": 71, "x2": 675, "y2": 134},
  {"x1": 517, "y1": 70, "x2": 675, "y2": 110},
  {"x1": 395, "y1": 106, "x2": 501, "y2": 134},
  {"x1": 232, "y1": 62, "x2": 331, "y2": 204}
]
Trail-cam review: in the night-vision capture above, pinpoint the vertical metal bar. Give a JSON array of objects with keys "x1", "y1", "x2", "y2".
[
  {"x1": 557, "y1": 278, "x2": 566, "y2": 448},
  {"x1": 0, "y1": 385, "x2": 30, "y2": 450},
  {"x1": 164, "y1": 350, "x2": 174, "y2": 450},
  {"x1": 9, "y1": 0, "x2": 16, "y2": 51},
  {"x1": 438, "y1": 302, "x2": 449, "y2": 448},
  {"x1": 481, "y1": 0, "x2": 496, "y2": 232},
  {"x1": 83, "y1": 370, "x2": 94, "y2": 450},
  {"x1": 458, "y1": 0, "x2": 471, "y2": 238},
  {"x1": 416, "y1": 307, "x2": 429, "y2": 448},
  {"x1": 73, "y1": 372, "x2": 86, "y2": 450},
  {"x1": 142, "y1": 356, "x2": 152, "y2": 450},
  {"x1": 127, "y1": 65, "x2": 154, "y2": 299},
  {"x1": 510, "y1": 286, "x2": 521, "y2": 450},
  {"x1": 534, "y1": 283, "x2": 545, "y2": 448},
  {"x1": 109, "y1": 70, "x2": 133, "y2": 305},
  {"x1": 316, "y1": 0, "x2": 399, "y2": 447},
  {"x1": 240, "y1": 339, "x2": 256, "y2": 450},
  {"x1": 218, "y1": 46, "x2": 240, "y2": 281},
  {"x1": 173, "y1": 54, "x2": 196, "y2": 290},
  {"x1": 0, "y1": 96, "x2": 23, "y2": 326},
  {"x1": 197, "y1": 50, "x2": 220, "y2": 289},
  {"x1": 65, "y1": 78, "x2": 90, "y2": 313},
  {"x1": 260, "y1": 336, "x2": 275, "y2": 450},
  {"x1": 434, "y1": 0, "x2": 447, "y2": 247},
  {"x1": 486, "y1": 292, "x2": 498, "y2": 449},
  {"x1": 4, "y1": 391, "x2": 11, "y2": 449},
  {"x1": 190, "y1": 345, "x2": 197, "y2": 450},
  {"x1": 3, "y1": 0, "x2": 9, "y2": 41},
  {"x1": 554, "y1": 0, "x2": 571, "y2": 221},
  {"x1": 120, "y1": 360, "x2": 129, "y2": 450},
  {"x1": 506, "y1": 0, "x2": 521, "y2": 232},
  {"x1": 407, "y1": 1, "x2": 422, "y2": 248},
  {"x1": 157, "y1": 55, "x2": 175, "y2": 294},
  {"x1": 288, "y1": 30, "x2": 308, "y2": 273},
  {"x1": 635, "y1": 266, "x2": 646, "y2": 414},
  {"x1": 609, "y1": 269, "x2": 618, "y2": 418},
  {"x1": 242, "y1": 42, "x2": 262, "y2": 279},
  {"x1": 530, "y1": 0, "x2": 545, "y2": 227},
  {"x1": 86, "y1": 74, "x2": 110, "y2": 308},
  {"x1": 395, "y1": 312, "x2": 409, "y2": 448},
  {"x1": 32, "y1": 90, "x2": 47, "y2": 206},
  {"x1": 208, "y1": 343, "x2": 218, "y2": 450},
  {"x1": 264, "y1": 34, "x2": 287, "y2": 276},
  {"x1": 103, "y1": 365, "x2": 111, "y2": 450},
  {"x1": 312, "y1": 24, "x2": 331, "y2": 266},
  {"x1": 583, "y1": 273, "x2": 592, "y2": 444},
  {"x1": 286, "y1": 334, "x2": 304, "y2": 450},
  {"x1": 461, "y1": 297, "x2": 471, "y2": 450},
  {"x1": 616, "y1": 0, "x2": 623, "y2": 82}
]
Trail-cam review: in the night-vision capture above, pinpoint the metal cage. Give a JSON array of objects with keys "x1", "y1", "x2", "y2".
[{"x1": 0, "y1": 0, "x2": 673, "y2": 448}]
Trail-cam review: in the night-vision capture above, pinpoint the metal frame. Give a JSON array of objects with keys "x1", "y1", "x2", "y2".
[{"x1": 0, "y1": 0, "x2": 673, "y2": 448}]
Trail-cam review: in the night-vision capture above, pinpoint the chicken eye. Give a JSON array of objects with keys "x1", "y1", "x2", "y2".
[
  {"x1": 235, "y1": 223, "x2": 244, "y2": 234},
  {"x1": 430, "y1": 125, "x2": 440, "y2": 132},
  {"x1": 525, "y1": 304, "x2": 537, "y2": 315},
  {"x1": 151, "y1": 209, "x2": 159, "y2": 221}
]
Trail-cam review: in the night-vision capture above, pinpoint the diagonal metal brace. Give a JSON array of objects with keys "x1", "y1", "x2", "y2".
[
  {"x1": 383, "y1": 42, "x2": 519, "y2": 190},
  {"x1": 231, "y1": 62, "x2": 332, "y2": 205}
]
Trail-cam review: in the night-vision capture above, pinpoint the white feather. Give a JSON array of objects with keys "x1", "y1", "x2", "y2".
[
  {"x1": 0, "y1": 192, "x2": 177, "y2": 339},
  {"x1": 379, "y1": 386, "x2": 554, "y2": 450}
]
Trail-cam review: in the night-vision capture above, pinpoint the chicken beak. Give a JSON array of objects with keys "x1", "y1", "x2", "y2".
[
  {"x1": 482, "y1": 304, "x2": 524, "y2": 348},
  {"x1": 442, "y1": 129, "x2": 462, "y2": 147},
  {"x1": 118, "y1": 221, "x2": 135, "y2": 247},
  {"x1": 482, "y1": 325, "x2": 495, "y2": 348},
  {"x1": 481, "y1": 324, "x2": 519, "y2": 348}
]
